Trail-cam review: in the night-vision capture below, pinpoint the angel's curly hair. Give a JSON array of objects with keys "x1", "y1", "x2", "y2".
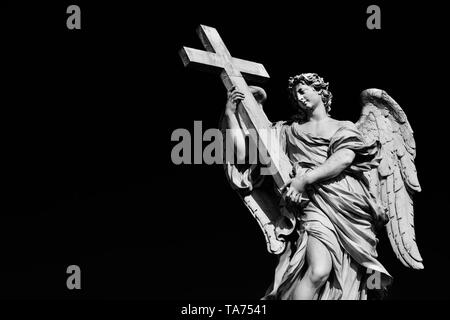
[{"x1": 287, "y1": 73, "x2": 333, "y2": 122}]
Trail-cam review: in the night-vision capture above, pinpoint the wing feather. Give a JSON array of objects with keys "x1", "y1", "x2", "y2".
[{"x1": 356, "y1": 89, "x2": 423, "y2": 269}]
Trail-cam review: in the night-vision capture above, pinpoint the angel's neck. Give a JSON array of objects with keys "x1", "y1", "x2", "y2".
[{"x1": 305, "y1": 105, "x2": 329, "y2": 123}]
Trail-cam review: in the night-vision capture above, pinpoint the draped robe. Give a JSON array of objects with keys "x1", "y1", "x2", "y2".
[{"x1": 225, "y1": 119, "x2": 392, "y2": 300}]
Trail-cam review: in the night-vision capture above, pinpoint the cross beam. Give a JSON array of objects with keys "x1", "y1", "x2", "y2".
[{"x1": 179, "y1": 25, "x2": 291, "y2": 188}]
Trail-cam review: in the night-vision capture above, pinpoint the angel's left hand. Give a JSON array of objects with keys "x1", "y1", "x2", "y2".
[{"x1": 282, "y1": 175, "x2": 309, "y2": 204}]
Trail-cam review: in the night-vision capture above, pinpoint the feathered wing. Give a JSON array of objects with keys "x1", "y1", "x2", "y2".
[{"x1": 356, "y1": 89, "x2": 423, "y2": 269}]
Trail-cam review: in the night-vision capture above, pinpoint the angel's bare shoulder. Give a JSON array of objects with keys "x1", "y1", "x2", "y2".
[
  {"x1": 323, "y1": 119, "x2": 359, "y2": 139},
  {"x1": 336, "y1": 120, "x2": 357, "y2": 129},
  {"x1": 326, "y1": 119, "x2": 355, "y2": 133}
]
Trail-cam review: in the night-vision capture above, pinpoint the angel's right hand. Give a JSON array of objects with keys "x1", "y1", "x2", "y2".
[{"x1": 225, "y1": 86, "x2": 245, "y2": 114}]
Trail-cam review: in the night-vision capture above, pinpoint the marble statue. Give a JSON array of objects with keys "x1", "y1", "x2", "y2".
[
  {"x1": 179, "y1": 25, "x2": 422, "y2": 300},
  {"x1": 221, "y1": 74, "x2": 422, "y2": 300}
]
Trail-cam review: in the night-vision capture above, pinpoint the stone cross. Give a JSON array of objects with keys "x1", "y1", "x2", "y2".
[{"x1": 179, "y1": 25, "x2": 292, "y2": 188}]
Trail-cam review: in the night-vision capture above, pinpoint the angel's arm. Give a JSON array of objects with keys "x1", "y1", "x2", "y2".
[
  {"x1": 224, "y1": 86, "x2": 268, "y2": 163},
  {"x1": 304, "y1": 148, "x2": 355, "y2": 185},
  {"x1": 224, "y1": 88, "x2": 247, "y2": 162},
  {"x1": 287, "y1": 148, "x2": 355, "y2": 197}
]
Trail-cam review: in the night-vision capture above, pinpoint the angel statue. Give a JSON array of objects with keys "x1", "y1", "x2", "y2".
[{"x1": 220, "y1": 73, "x2": 422, "y2": 300}]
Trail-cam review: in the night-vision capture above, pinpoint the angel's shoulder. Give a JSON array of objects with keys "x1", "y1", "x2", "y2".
[
  {"x1": 329, "y1": 120, "x2": 360, "y2": 139},
  {"x1": 328, "y1": 119, "x2": 357, "y2": 133},
  {"x1": 337, "y1": 120, "x2": 357, "y2": 129}
]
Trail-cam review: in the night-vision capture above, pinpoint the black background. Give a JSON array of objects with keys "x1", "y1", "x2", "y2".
[{"x1": 1, "y1": 0, "x2": 449, "y2": 302}]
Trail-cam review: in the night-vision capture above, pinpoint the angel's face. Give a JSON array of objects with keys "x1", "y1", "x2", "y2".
[{"x1": 294, "y1": 83, "x2": 323, "y2": 111}]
